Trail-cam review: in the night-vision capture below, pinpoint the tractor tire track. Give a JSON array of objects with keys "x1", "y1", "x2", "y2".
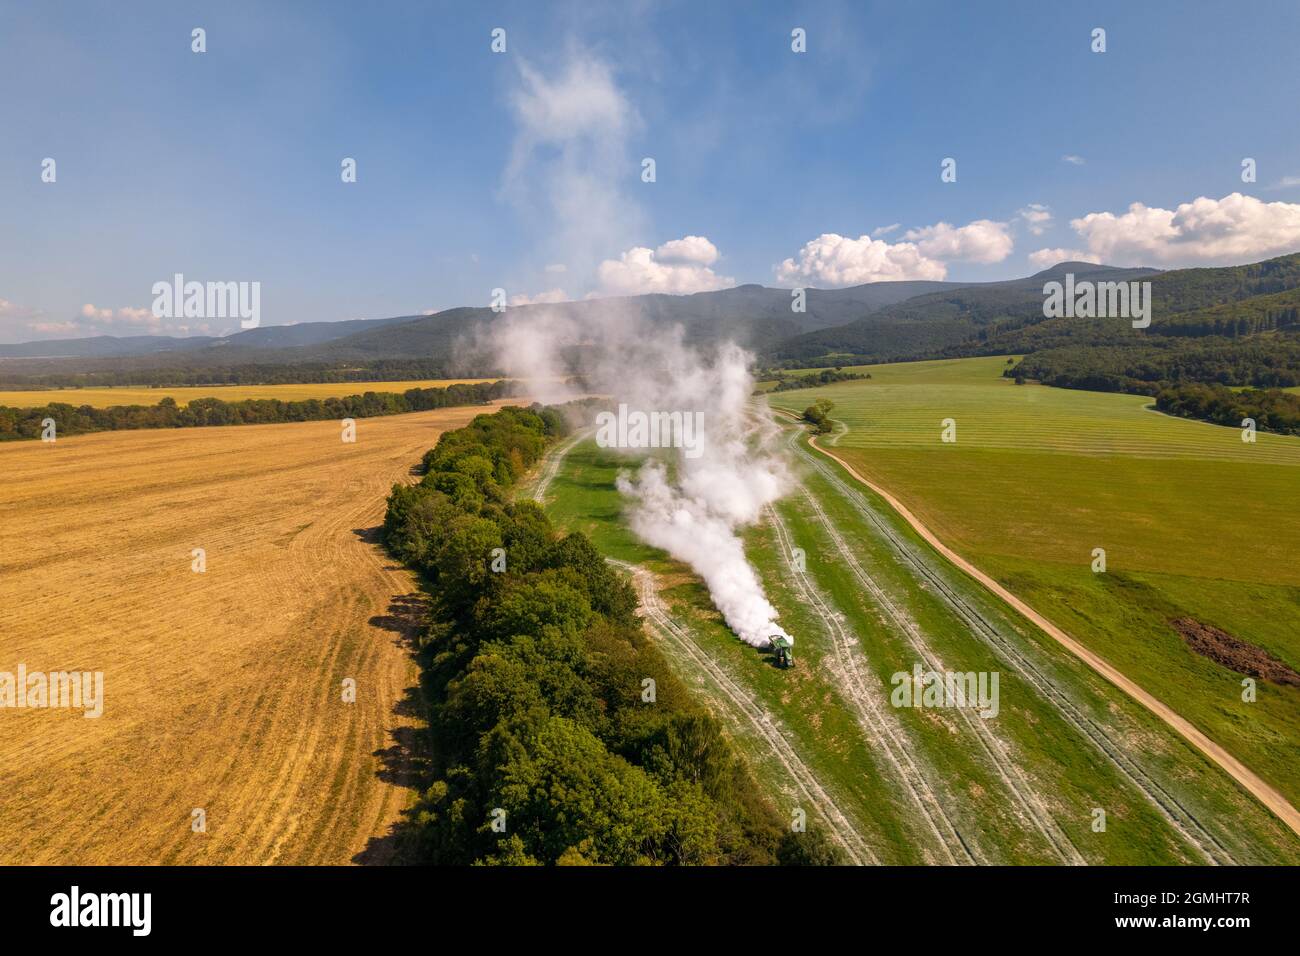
[
  {"x1": 775, "y1": 412, "x2": 1237, "y2": 864},
  {"x1": 608, "y1": 558, "x2": 878, "y2": 866},
  {"x1": 780, "y1": 476, "x2": 1085, "y2": 864},
  {"x1": 775, "y1": 424, "x2": 1082, "y2": 863},
  {"x1": 764, "y1": 504, "x2": 975, "y2": 865},
  {"x1": 531, "y1": 429, "x2": 591, "y2": 503}
]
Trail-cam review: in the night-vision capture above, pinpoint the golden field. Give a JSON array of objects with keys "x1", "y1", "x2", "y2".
[
  {"x1": 0, "y1": 401, "x2": 522, "y2": 864},
  {"x1": 0, "y1": 378, "x2": 498, "y2": 408}
]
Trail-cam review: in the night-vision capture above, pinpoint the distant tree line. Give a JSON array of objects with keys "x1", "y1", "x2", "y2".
[
  {"x1": 0, "y1": 380, "x2": 509, "y2": 441},
  {"x1": 0, "y1": 357, "x2": 490, "y2": 390},
  {"x1": 1010, "y1": 340, "x2": 1300, "y2": 393},
  {"x1": 765, "y1": 367, "x2": 871, "y2": 392},
  {"x1": 1155, "y1": 382, "x2": 1300, "y2": 437},
  {"x1": 382, "y1": 405, "x2": 837, "y2": 865}
]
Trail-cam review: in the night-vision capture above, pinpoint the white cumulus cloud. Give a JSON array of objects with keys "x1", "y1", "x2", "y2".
[
  {"x1": 80, "y1": 303, "x2": 170, "y2": 329},
  {"x1": 903, "y1": 219, "x2": 1014, "y2": 264},
  {"x1": 777, "y1": 217, "x2": 1015, "y2": 287},
  {"x1": 776, "y1": 234, "x2": 946, "y2": 285},
  {"x1": 1066, "y1": 192, "x2": 1300, "y2": 267},
  {"x1": 79, "y1": 302, "x2": 218, "y2": 335},
  {"x1": 596, "y1": 237, "x2": 734, "y2": 296},
  {"x1": 1027, "y1": 247, "x2": 1100, "y2": 269},
  {"x1": 1018, "y1": 203, "x2": 1053, "y2": 236},
  {"x1": 27, "y1": 321, "x2": 80, "y2": 336},
  {"x1": 653, "y1": 235, "x2": 719, "y2": 266},
  {"x1": 508, "y1": 288, "x2": 570, "y2": 307}
]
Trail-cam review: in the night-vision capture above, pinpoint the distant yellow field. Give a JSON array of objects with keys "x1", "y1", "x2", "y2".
[{"x1": 0, "y1": 378, "x2": 498, "y2": 408}]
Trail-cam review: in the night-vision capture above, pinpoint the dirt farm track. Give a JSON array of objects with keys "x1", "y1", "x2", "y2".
[{"x1": 0, "y1": 402, "x2": 517, "y2": 864}]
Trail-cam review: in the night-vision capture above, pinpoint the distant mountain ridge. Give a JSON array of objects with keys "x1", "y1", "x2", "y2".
[
  {"x1": 768, "y1": 252, "x2": 1300, "y2": 367},
  {"x1": 8, "y1": 253, "x2": 1300, "y2": 387},
  {"x1": 0, "y1": 279, "x2": 963, "y2": 368},
  {"x1": 0, "y1": 315, "x2": 418, "y2": 359}
]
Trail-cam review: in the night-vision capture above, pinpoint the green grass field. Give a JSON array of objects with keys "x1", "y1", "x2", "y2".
[
  {"x1": 767, "y1": 356, "x2": 1300, "y2": 812},
  {"x1": 535, "y1": 430, "x2": 1300, "y2": 863},
  {"x1": 0, "y1": 379, "x2": 497, "y2": 408}
]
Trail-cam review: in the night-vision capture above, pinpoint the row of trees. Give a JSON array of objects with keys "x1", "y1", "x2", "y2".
[
  {"x1": 1012, "y1": 339, "x2": 1300, "y2": 388},
  {"x1": 1034, "y1": 339, "x2": 1300, "y2": 389},
  {"x1": 0, "y1": 381, "x2": 509, "y2": 441},
  {"x1": 0, "y1": 357, "x2": 473, "y2": 390},
  {"x1": 766, "y1": 367, "x2": 871, "y2": 392},
  {"x1": 382, "y1": 405, "x2": 837, "y2": 865}
]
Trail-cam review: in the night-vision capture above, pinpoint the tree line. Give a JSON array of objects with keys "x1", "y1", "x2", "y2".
[
  {"x1": 1155, "y1": 382, "x2": 1300, "y2": 437},
  {"x1": 765, "y1": 367, "x2": 871, "y2": 392},
  {"x1": 0, "y1": 380, "x2": 509, "y2": 441},
  {"x1": 1008, "y1": 338, "x2": 1300, "y2": 395},
  {"x1": 0, "y1": 357, "x2": 481, "y2": 390},
  {"x1": 382, "y1": 404, "x2": 838, "y2": 864}
]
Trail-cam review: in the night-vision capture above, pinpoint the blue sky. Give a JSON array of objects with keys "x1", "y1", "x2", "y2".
[{"x1": 3, "y1": 0, "x2": 1300, "y2": 341}]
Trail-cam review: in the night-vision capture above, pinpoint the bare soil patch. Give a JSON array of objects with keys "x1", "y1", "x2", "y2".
[{"x1": 1172, "y1": 617, "x2": 1300, "y2": 687}]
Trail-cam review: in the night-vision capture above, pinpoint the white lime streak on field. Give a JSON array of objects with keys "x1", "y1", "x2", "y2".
[
  {"x1": 778, "y1": 423, "x2": 1085, "y2": 862},
  {"x1": 772, "y1": 423, "x2": 1084, "y2": 863},
  {"x1": 609, "y1": 558, "x2": 878, "y2": 866},
  {"x1": 776, "y1": 409, "x2": 1241, "y2": 860},
  {"x1": 808, "y1": 422, "x2": 1293, "y2": 846},
  {"x1": 534, "y1": 430, "x2": 876, "y2": 863},
  {"x1": 764, "y1": 501, "x2": 972, "y2": 865}
]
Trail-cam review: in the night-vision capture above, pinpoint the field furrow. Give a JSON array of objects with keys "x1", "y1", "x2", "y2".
[{"x1": 0, "y1": 401, "x2": 517, "y2": 864}]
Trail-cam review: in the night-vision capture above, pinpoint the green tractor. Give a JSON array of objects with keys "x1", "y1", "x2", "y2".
[{"x1": 770, "y1": 635, "x2": 794, "y2": 669}]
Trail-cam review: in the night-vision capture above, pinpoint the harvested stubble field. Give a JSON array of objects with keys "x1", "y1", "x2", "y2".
[
  {"x1": 0, "y1": 400, "x2": 519, "y2": 864},
  {"x1": 0, "y1": 378, "x2": 497, "y2": 409}
]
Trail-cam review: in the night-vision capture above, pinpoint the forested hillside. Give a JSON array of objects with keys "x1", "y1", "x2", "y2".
[
  {"x1": 766, "y1": 251, "x2": 1300, "y2": 436},
  {"x1": 1155, "y1": 382, "x2": 1300, "y2": 437},
  {"x1": 766, "y1": 263, "x2": 1159, "y2": 366},
  {"x1": 996, "y1": 256, "x2": 1300, "y2": 422}
]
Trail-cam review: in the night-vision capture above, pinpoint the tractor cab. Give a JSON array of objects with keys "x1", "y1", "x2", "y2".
[{"x1": 770, "y1": 635, "x2": 794, "y2": 669}]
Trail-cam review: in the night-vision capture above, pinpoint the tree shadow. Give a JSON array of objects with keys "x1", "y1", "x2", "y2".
[
  {"x1": 353, "y1": 526, "x2": 406, "y2": 571},
  {"x1": 353, "y1": 589, "x2": 435, "y2": 865},
  {"x1": 368, "y1": 592, "x2": 428, "y2": 649}
]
